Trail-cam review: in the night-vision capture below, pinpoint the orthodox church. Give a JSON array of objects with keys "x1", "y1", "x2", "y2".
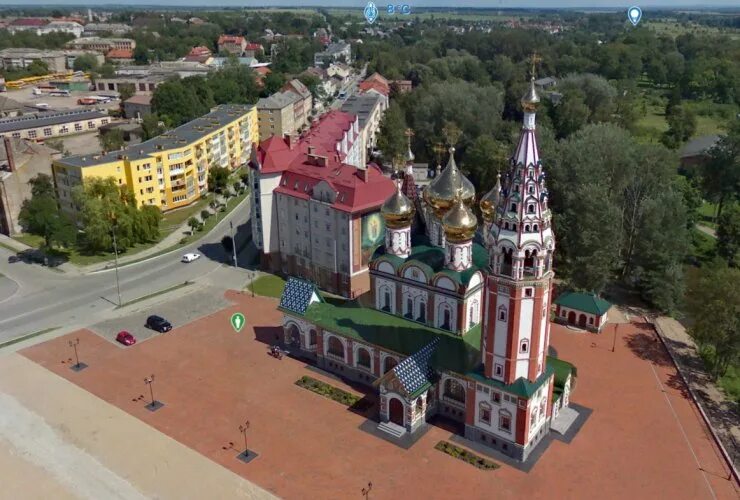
[{"x1": 278, "y1": 75, "x2": 575, "y2": 462}]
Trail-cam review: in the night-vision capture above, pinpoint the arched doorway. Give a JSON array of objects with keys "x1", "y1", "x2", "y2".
[
  {"x1": 578, "y1": 314, "x2": 587, "y2": 327},
  {"x1": 383, "y1": 356, "x2": 398, "y2": 374},
  {"x1": 567, "y1": 311, "x2": 576, "y2": 325},
  {"x1": 389, "y1": 397, "x2": 404, "y2": 426},
  {"x1": 287, "y1": 324, "x2": 300, "y2": 346}
]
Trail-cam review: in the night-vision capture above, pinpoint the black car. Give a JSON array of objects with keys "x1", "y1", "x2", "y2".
[{"x1": 146, "y1": 315, "x2": 172, "y2": 333}]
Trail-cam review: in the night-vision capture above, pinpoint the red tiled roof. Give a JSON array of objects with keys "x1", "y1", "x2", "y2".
[
  {"x1": 245, "y1": 42, "x2": 263, "y2": 51},
  {"x1": 254, "y1": 66, "x2": 271, "y2": 76},
  {"x1": 359, "y1": 80, "x2": 389, "y2": 96},
  {"x1": 106, "y1": 49, "x2": 133, "y2": 59},
  {"x1": 218, "y1": 35, "x2": 245, "y2": 45},
  {"x1": 11, "y1": 18, "x2": 48, "y2": 27},
  {"x1": 188, "y1": 46, "x2": 212, "y2": 56},
  {"x1": 365, "y1": 72, "x2": 389, "y2": 86}
]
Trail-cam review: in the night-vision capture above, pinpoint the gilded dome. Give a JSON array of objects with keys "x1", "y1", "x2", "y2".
[
  {"x1": 521, "y1": 77, "x2": 540, "y2": 113},
  {"x1": 381, "y1": 182, "x2": 415, "y2": 229},
  {"x1": 480, "y1": 173, "x2": 502, "y2": 223},
  {"x1": 425, "y1": 147, "x2": 475, "y2": 218},
  {"x1": 443, "y1": 190, "x2": 478, "y2": 243},
  {"x1": 406, "y1": 144, "x2": 415, "y2": 163}
]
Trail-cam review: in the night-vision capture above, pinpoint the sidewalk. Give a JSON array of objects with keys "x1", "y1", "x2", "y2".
[{"x1": 652, "y1": 315, "x2": 740, "y2": 468}]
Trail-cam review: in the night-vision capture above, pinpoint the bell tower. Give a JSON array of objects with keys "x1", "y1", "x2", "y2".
[{"x1": 480, "y1": 58, "x2": 556, "y2": 386}]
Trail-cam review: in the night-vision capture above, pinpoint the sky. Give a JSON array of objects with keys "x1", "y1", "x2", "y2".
[{"x1": 0, "y1": 0, "x2": 738, "y2": 8}]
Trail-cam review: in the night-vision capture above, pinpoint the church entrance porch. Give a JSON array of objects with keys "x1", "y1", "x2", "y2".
[{"x1": 389, "y1": 397, "x2": 405, "y2": 427}]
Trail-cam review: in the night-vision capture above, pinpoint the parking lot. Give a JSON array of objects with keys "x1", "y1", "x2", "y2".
[
  {"x1": 90, "y1": 286, "x2": 233, "y2": 346},
  {"x1": 6, "y1": 85, "x2": 120, "y2": 113}
]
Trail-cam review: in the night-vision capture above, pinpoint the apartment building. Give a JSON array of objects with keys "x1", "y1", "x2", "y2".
[
  {"x1": 340, "y1": 92, "x2": 385, "y2": 165},
  {"x1": 67, "y1": 37, "x2": 136, "y2": 54},
  {"x1": 281, "y1": 79, "x2": 313, "y2": 132},
  {"x1": 314, "y1": 41, "x2": 352, "y2": 67},
  {"x1": 217, "y1": 35, "x2": 246, "y2": 55},
  {"x1": 0, "y1": 110, "x2": 110, "y2": 142},
  {"x1": 249, "y1": 110, "x2": 382, "y2": 298},
  {"x1": 53, "y1": 104, "x2": 258, "y2": 215},
  {"x1": 0, "y1": 48, "x2": 67, "y2": 73},
  {"x1": 257, "y1": 92, "x2": 299, "y2": 141}
]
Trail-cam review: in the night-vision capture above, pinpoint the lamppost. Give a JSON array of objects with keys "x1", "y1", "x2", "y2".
[
  {"x1": 144, "y1": 374, "x2": 163, "y2": 411},
  {"x1": 239, "y1": 421, "x2": 250, "y2": 458},
  {"x1": 361, "y1": 481, "x2": 373, "y2": 499},
  {"x1": 68, "y1": 338, "x2": 87, "y2": 371},
  {"x1": 230, "y1": 220, "x2": 238, "y2": 268},
  {"x1": 110, "y1": 213, "x2": 122, "y2": 307},
  {"x1": 611, "y1": 323, "x2": 619, "y2": 353}
]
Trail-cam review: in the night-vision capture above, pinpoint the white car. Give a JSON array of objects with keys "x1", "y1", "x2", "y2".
[{"x1": 181, "y1": 253, "x2": 201, "y2": 263}]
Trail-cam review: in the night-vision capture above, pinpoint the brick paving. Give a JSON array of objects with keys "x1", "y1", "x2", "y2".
[{"x1": 21, "y1": 291, "x2": 740, "y2": 499}]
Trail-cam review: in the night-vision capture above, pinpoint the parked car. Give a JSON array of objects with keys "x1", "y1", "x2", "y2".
[
  {"x1": 146, "y1": 315, "x2": 172, "y2": 333},
  {"x1": 115, "y1": 331, "x2": 137, "y2": 346},
  {"x1": 181, "y1": 252, "x2": 201, "y2": 263}
]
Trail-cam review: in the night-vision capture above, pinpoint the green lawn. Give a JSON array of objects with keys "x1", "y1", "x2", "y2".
[
  {"x1": 698, "y1": 201, "x2": 718, "y2": 229},
  {"x1": 246, "y1": 274, "x2": 286, "y2": 298},
  {"x1": 688, "y1": 228, "x2": 716, "y2": 265},
  {"x1": 160, "y1": 196, "x2": 211, "y2": 235},
  {"x1": 13, "y1": 233, "x2": 45, "y2": 248},
  {"x1": 719, "y1": 364, "x2": 740, "y2": 405}
]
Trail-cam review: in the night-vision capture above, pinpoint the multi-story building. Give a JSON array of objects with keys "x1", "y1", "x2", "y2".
[
  {"x1": 66, "y1": 37, "x2": 136, "y2": 54},
  {"x1": 40, "y1": 21, "x2": 84, "y2": 38},
  {"x1": 53, "y1": 104, "x2": 258, "y2": 215},
  {"x1": 313, "y1": 41, "x2": 352, "y2": 67},
  {"x1": 0, "y1": 48, "x2": 67, "y2": 74},
  {"x1": 277, "y1": 76, "x2": 576, "y2": 462},
  {"x1": 217, "y1": 35, "x2": 246, "y2": 55},
  {"x1": 95, "y1": 74, "x2": 167, "y2": 95},
  {"x1": 6, "y1": 18, "x2": 48, "y2": 34},
  {"x1": 341, "y1": 92, "x2": 385, "y2": 165},
  {"x1": 0, "y1": 137, "x2": 59, "y2": 236},
  {"x1": 249, "y1": 110, "x2": 387, "y2": 297},
  {"x1": 256, "y1": 91, "x2": 300, "y2": 141},
  {"x1": 64, "y1": 50, "x2": 105, "y2": 69},
  {"x1": 0, "y1": 109, "x2": 110, "y2": 142},
  {"x1": 281, "y1": 79, "x2": 313, "y2": 132},
  {"x1": 83, "y1": 23, "x2": 132, "y2": 36}
]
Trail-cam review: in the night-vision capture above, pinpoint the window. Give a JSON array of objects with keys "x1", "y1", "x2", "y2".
[
  {"x1": 528, "y1": 204, "x2": 535, "y2": 214},
  {"x1": 510, "y1": 203, "x2": 517, "y2": 212},
  {"x1": 28, "y1": 130, "x2": 37, "y2": 138},
  {"x1": 60, "y1": 126, "x2": 69, "y2": 133},
  {"x1": 491, "y1": 391, "x2": 501, "y2": 404},
  {"x1": 498, "y1": 306, "x2": 507, "y2": 322},
  {"x1": 101, "y1": 119, "x2": 108, "y2": 125},
  {"x1": 327, "y1": 336, "x2": 344, "y2": 358},
  {"x1": 43, "y1": 128, "x2": 52, "y2": 137},
  {"x1": 499, "y1": 411, "x2": 511, "y2": 432},
  {"x1": 479, "y1": 404, "x2": 491, "y2": 424},
  {"x1": 525, "y1": 288, "x2": 533, "y2": 298},
  {"x1": 87, "y1": 121, "x2": 95, "y2": 129},
  {"x1": 417, "y1": 301, "x2": 426, "y2": 322},
  {"x1": 443, "y1": 378, "x2": 465, "y2": 403},
  {"x1": 357, "y1": 347, "x2": 371, "y2": 368},
  {"x1": 309, "y1": 330, "x2": 317, "y2": 346},
  {"x1": 382, "y1": 290, "x2": 391, "y2": 312},
  {"x1": 405, "y1": 298, "x2": 413, "y2": 319},
  {"x1": 520, "y1": 339, "x2": 529, "y2": 354},
  {"x1": 494, "y1": 364, "x2": 503, "y2": 377},
  {"x1": 531, "y1": 411, "x2": 537, "y2": 426}
]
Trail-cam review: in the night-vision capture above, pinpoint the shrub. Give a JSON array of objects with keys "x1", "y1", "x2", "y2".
[{"x1": 200, "y1": 209, "x2": 211, "y2": 220}]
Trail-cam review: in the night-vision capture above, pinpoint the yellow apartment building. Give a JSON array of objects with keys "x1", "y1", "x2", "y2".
[{"x1": 53, "y1": 104, "x2": 258, "y2": 215}]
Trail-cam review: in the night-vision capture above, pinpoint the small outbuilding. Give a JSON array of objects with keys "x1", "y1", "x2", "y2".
[{"x1": 553, "y1": 291, "x2": 611, "y2": 333}]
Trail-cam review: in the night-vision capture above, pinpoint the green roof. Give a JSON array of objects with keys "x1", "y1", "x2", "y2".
[
  {"x1": 467, "y1": 363, "x2": 553, "y2": 399},
  {"x1": 372, "y1": 235, "x2": 488, "y2": 286},
  {"x1": 554, "y1": 291, "x2": 611, "y2": 316},
  {"x1": 281, "y1": 300, "x2": 481, "y2": 374},
  {"x1": 548, "y1": 356, "x2": 576, "y2": 388}
]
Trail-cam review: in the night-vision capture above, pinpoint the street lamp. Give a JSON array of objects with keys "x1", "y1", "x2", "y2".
[
  {"x1": 143, "y1": 374, "x2": 164, "y2": 411},
  {"x1": 362, "y1": 481, "x2": 373, "y2": 499},
  {"x1": 68, "y1": 338, "x2": 87, "y2": 371},
  {"x1": 611, "y1": 323, "x2": 619, "y2": 353},
  {"x1": 238, "y1": 421, "x2": 250, "y2": 458},
  {"x1": 230, "y1": 220, "x2": 238, "y2": 268},
  {"x1": 110, "y1": 214, "x2": 122, "y2": 307}
]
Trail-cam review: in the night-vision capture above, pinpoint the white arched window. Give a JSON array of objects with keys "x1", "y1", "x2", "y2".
[
  {"x1": 520, "y1": 339, "x2": 529, "y2": 354},
  {"x1": 498, "y1": 305, "x2": 507, "y2": 322}
]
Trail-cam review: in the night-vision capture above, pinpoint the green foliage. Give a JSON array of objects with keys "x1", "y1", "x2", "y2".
[
  {"x1": 686, "y1": 263, "x2": 740, "y2": 380},
  {"x1": 0, "y1": 29, "x2": 74, "y2": 51},
  {"x1": 298, "y1": 73, "x2": 323, "y2": 101},
  {"x1": 434, "y1": 441, "x2": 499, "y2": 470},
  {"x1": 273, "y1": 38, "x2": 324, "y2": 74},
  {"x1": 661, "y1": 105, "x2": 697, "y2": 149},
  {"x1": 72, "y1": 177, "x2": 161, "y2": 252},
  {"x1": 98, "y1": 129, "x2": 125, "y2": 152},
  {"x1": 140, "y1": 113, "x2": 165, "y2": 141},
  {"x1": 261, "y1": 71, "x2": 285, "y2": 97},
  {"x1": 376, "y1": 102, "x2": 407, "y2": 165},
  {"x1": 72, "y1": 54, "x2": 99, "y2": 72},
  {"x1": 18, "y1": 174, "x2": 76, "y2": 249},
  {"x1": 98, "y1": 63, "x2": 116, "y2": 78},
  {"x1": 200, "y1": 209, "x2": 211, "y2": 221},
  {"x1": 716, "y1": 203, "x2": 740, "y2": 267},
  {"x1": 701, "y1": 121, "x2": 740, "y2": 220},
  {"x1": 674, "y1": 175, "x2": 703, "y2": 229},
  {"x1": 187, "y1": 217, "x2": 200, "y2": 232},
  {"x1": 207, "y1": 166, "x2": 230, "y2": 192},
  {"x1": 117, "y1": 83, "x2": 136, "y2": 102},
  {"x1": 26, "y1": 59, "x2": 49, "y2": 77},
  {"x1": 462, "y1": 135, "x2": 509, "y2": 194},
  {"x1": 133, "y1": 45, "x2": 149, "y2": 65},
  {"x1": 295, "y1": 376, "x2": 361, "y2": 406}
]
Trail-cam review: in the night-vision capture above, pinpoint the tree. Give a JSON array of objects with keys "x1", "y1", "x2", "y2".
[
  {"x1": 73, "y1": 54, "x2": 99, "y2": 72},
  {"x1": 98, "y1": 63, "x2": 116, "y2": 78},
  {"x1": 187, "y1": 217, "x2": 200, "y2": 234},
  {"x1": 117, "y1": 83, "x2": 136, "y2": 102},
  {"x1": 551, "y1": 88, "x2": 590, "y2": 139},
  {"x1": 261, "y1": 71, "x2": 285, "y2": 96},
  {"x1": 26, "y1": 59, "x2": 49, "y2": 76},
  {"x1": 141, "y1": 113, "x2": 165, "y2": 140},
  {"x1": 674, "y1": 175, "x2": 703, "y2": 229},
  {"x1": 99, "y1": 129, "x2": 125, "y2": 152},
  {"x1": 701, "y1": 121, "x2": 740, "y2": 220},
  {"x1": 462, "y1": 135, "x2": 509, "y2": 194},
  {"x1": 685, "y1": 263, "x2": 740, "y2": 380},
  {"x1": 18, "y1": 174, "x2": 76, "y2": 249},
  {"x1": 200, "y1": 209, "x2": 211, "y2": 221},
  {"x1": 376, "y1": 102, "x2": 407, "y2": 166},
  {"x1": 221, "y1": 235, "x2": 234, "y2": 253},
  {"x1": 717, "y1": 203, "x2": 740, "y2": 267},
  {"x1": 661, "y1": 105, "x2": 697, "y2": 149},
  {"x1": 208, "y1": 166, "x2": 230, "y2": 192},
  {"x1": 298, "y1": 73, "x2": 322, "y2": 100},
  {"x1": 133, "y1": 45, "x2": 149, "y2": 65}
]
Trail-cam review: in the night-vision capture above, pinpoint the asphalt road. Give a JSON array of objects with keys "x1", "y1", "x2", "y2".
[{"x1": 0, "y1": 197, "x2": 253, "y2": 342}]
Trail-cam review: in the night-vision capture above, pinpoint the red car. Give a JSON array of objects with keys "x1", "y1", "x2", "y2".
[{"x1": 116, "y1": 331, "x2": 136, "y2": 346}]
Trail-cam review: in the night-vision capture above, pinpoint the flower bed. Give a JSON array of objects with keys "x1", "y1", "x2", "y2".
[
  {"x1": 434, "y1": 441, "x2": 500, "y2": 470},
  {"x1": 295, "y1": 376, "x2": 361, "y2": 406}
]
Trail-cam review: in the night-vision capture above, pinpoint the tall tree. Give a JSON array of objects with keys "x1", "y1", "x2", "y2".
[
  {"x1": 376, "y1": 102, "x2": 408, "y2": 166},
  {"x1": 462, "y1": 135, "x2": 509, "y2": 194},
  {"x1": 701, "y1": 121, "x2": 740, "y2": 220},
  {"x1": 99, "y1": 129, "x2": 125, "y2": 152},
  {"x1": 661, "y1": 105, "x2": 697, "y2": 149},
  {"x1": 716, "y1": 203, "x2": 740, "y2": 267},
  {"x1": 18, "y1": 174, "x2": 76, "y2": 249}
]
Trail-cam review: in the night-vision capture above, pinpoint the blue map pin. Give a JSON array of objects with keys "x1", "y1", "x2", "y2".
[
  {"x1": 364, "y1": 1, "x2": 379, "y2": 25},
  {"x1": 628, "y1": 6, "x2": 642, "y2": 26}
]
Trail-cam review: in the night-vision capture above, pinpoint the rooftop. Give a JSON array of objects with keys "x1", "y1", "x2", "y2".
[
  {"x1": 106, "y1": 49, "x2": 133, "y2": 59},
  {"x1": 10, "y1": 18, "x2": 48, "y2": 27},
  {"x1": 257, "y1": 91, "x2": 300, "y2": 110},
  {"x1": 56, "y1": 104, "x2": 253, "y2": 168},
  {"x1": 680, "y1": 134, "x2": 720, "y2": 158},
  {"x1": 554, "y1": 291, "x2": 611, "y2": 316},
  {"x1": 340, "y1": 93, "x2": 383, "y2": 129},
  {"x1": 0, "y1": 109, "x2": 107, "y2": 135},
  {"x1": 124, "y1": 94, "x2": 152, "y2": 106}
]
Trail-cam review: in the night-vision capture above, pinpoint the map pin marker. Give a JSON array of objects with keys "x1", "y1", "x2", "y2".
[
  {"x1": 230, "y1": 312, "x2": 246, "y2": 333},
  {"x1": 628, "y1": 6, "x2": 642, "y2": 26}
]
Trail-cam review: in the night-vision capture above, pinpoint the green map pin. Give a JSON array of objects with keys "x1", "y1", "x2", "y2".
[{"x1": 230, "y1": 313, "x2": 246, "y2": 333}]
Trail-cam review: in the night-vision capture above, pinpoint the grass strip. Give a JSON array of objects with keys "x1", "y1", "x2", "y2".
[
  {"x1": 245, "y1": 274, "x2": 286, "y2": 298},
  {"x1": 0, "y1": 327, "x2": 59, "y2": 349},
  {"x1": 434, "y1": 441, "x2": 500, "y2": 470},
  {"x1": 295, "y1": 375, "x2": 361, "y2": 406},
  {"x1": 0, "y1": 241, "x2": 20, "y2": 253},
  {"x1": 117, "y1": 281, "x2": 193, "y2": 308}
]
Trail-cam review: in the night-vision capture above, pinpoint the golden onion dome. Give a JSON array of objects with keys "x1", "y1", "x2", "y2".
[
  {"x1": 405, "y1": 144, "x2": 415, "y2": 163},
  {"x1": 521, "y1": 77, "x2": 540, "y2": 113},
  {"x1": 381, "y1": 181, "x2": 415, "y2": 229},
  {"x1": 425, "y1": 147, "x2": 475, "y2": 218},
  {"x1": 480, "y1": 173, "x2": 503, "y2": 223},
  {"x1": 443, "y1": 189, "x2": 478, "y2": 243}
]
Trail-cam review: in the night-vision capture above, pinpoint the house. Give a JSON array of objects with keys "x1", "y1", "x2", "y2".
[
  {"x1": 553, "y1": 292, "x2": 611, "y2": 333},
  {"x1": 244, "y1": 42, "x2": 264, "y2": 59},
  {"x1": 534, "y1": 76, "x2": 557, "y2": 89},
  {"x1": 123, "y1": 95, "x2": 152, "y2": 120},
  {"x1": 0, "y1": 48, "x2": 67, "y2": 74},
  {"x1": 0, "y1": 137, "x2": 59, "y2": 236},
  {"x1": 254, "y1": 66, "x2": 271, "y2": 87},
  {"x1": 341, "y1": 92, "x2": 385, "y2": 165},
  {"x1": 183, "y1": 46, "x2": 213, "y2": 64},
  {"x1": 680, "y1": 134, "x2": 720, "y2": 172},
  {"x1": 281, "y1": 79, "x2": 313, "y2": 132},
  {"x1": 0, "y1": 96, "x2": 25, "y2": 119},
  {"x1": 390, "y1": 80, "x2": 412, "y2": 94},
  {"x1": 218, "y1": 35, "x2": 247, "y2": 55},
  {"x1": 106, "y1": 49, "x2": 134, "y2": 64},
  {"x1": 7, "y1": 18, "x2": 48, "y2": 34},
  {"x1": 314, "y1": 41, "x2": 352, "y2": 67},
  {"x1": 41, "y1": 21, "x2": 84, "y2": 38}
]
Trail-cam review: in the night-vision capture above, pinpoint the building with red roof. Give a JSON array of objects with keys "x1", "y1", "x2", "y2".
[
  {"x1": 106, "y1": 48, "x2": 134, "y2": 63},
  {"x1": 184, "y1": 46, "x2": 212, "y2": 63},
  {"x1": 249, "y1": 110, "x2": 394, "y2": 298},
  {"x1": 217, "y1": 35, "x2": 246, "y2": 55},
  {"x1": 244, "y1": 42, "x2": 264, "y2": 58}
]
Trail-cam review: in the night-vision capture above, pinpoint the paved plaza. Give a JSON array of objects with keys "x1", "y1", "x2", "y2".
[{"x1": 13, "y1": 290, "x2": 740, "y2": 499}]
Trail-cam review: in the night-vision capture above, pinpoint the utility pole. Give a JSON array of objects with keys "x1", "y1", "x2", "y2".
[
  {"x1": 110, "y1": 213, "x2": 122, "y2": 307},
  {"x1": 238, "y1": 420, "x2": 250, "y2": 458},
  {"x1": 230, "y1": 220, "x2": 238, "y2": 267},
  {"x1": 143, "y1": 374, "x2": 163, "y2": 411},
  {"x1": 68, "y1": 338, "x2": 86, "y2": 371},
  {"x1": 611, "y1": 323, "x2": 619, "y2": 353}
]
